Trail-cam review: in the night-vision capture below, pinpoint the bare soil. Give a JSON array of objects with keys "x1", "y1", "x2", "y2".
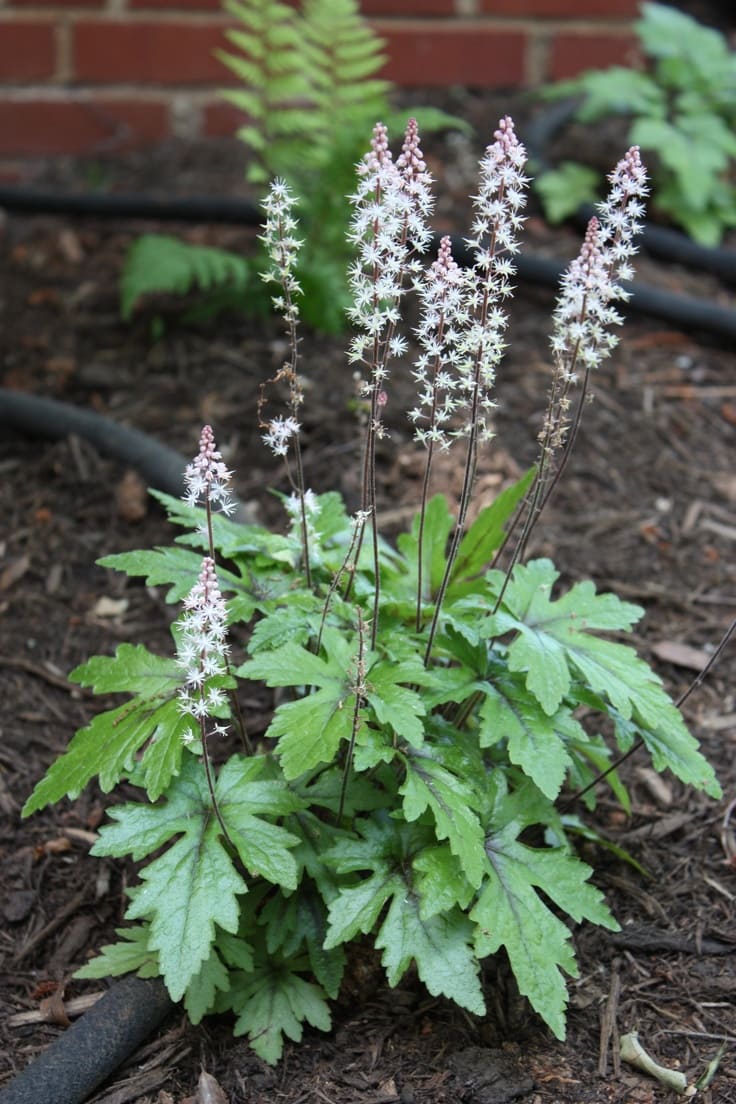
[{"x1": 1, "y1": 92, "x2": 735, "y2": 1103}]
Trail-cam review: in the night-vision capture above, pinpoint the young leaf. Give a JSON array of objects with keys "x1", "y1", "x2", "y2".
[
  {"x1": 92, "y1": 757, "x2": 247, "y2": 1001},
  {"x1": 364, "y1": 659, "x2": 426, "y2": 747},
  {"x1": 237, "y1": 631, "x2": 356, "y2": 778},
  {"x1": 74, "y1": 926, "x2": 159, "y2": 981},
  {"x1": 230, "y1": 962, "x2": 331, "y2": 1064}
]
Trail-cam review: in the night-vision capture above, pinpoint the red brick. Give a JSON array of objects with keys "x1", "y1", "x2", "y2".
[
  {"x1": 129, "y1": 0, "x2": 224, "y2": 10},
  {"x1": 376, "y1": 22, "x2": 527, "y2": 88},
  {"x1": 361, "y1": 0, "x2": 455, "y2": 13},
  {"x1": 202, "y1": 99, "x2": 248, "y2": 137},
  {"x1": 0, "y1": 98, "x2": 169, "y2": 156},
  {"x1": 548, "y1": 31, "x2": 639, "y2": 80},
  {"x1": 480, "y1": 0, "x2": 638, "y2": 15},
  {"x1": 8, "y1": 0, "x2": 104, "y2": 9},
  {"x1": 73, "y1": 20, "x2": 232, "y2": 85},
  {"x1": 0, "y1": 22, "x2": 56, "y2": 80}
]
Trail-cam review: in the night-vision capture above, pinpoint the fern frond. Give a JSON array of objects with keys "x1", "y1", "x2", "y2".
[
  {"x1": 217, "y1": 0, "x2": 318, "y2": 182},
  {"x1": 301, "y1": 0, "x2": 390, "y2": 163},
  {"x1": 120, "y1": 235, "x2": 251, "y2": 321}
]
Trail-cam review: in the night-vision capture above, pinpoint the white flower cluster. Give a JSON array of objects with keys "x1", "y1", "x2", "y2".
[
  {"x1": 184, "y1": 424, "x2": 235, "y2": 516},
  {"x1": 456, "y1": 116, "x2": 529, "y2": 441},
  {"x1": 347, "y1": 119, "x2": 434, "y2": 393},
  {"x1": 262, "y1": 414, "x2": 300, "y2": 457},
  {"x1": 551, "y1": 146, "x2": 649, "y2": 375},
  {"x1": 176, "y1": 556, "x2": 230, "y2": 743},
  {"x1": 409, "y1": 235, "x2": 467, "y2": 450},
  {"x1": 260, "y1": 178, "x2": 302, "y2": 324}
]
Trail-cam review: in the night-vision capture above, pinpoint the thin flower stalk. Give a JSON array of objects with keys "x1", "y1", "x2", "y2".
[
  {"x1": 260, "y1": 178, "x2": 312, "y2": 587},
  {"x1": 409, "y1": 234, "x2": 465, "y2": 629},
  {"x1": 347, "y1": 119, "x2": 433, "y2": 646},
  {"x1": 337, "y1": 607, "x2": 367, "y2": 824},
  {"x1": 424, "y1": 116, "x2": 528, "y2": 664},
  {"x1": 185, "y1": 425, "x2": 250, "y2": 754},
  {"x1": 491, "y1": 147, "x2": 648, "y2": 611},
  {"x1": 176, "y1": 556, "x2": 235, "y2": 846}
]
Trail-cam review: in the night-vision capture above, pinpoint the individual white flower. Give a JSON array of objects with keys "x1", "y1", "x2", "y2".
[{"x1": 262, "y1": 415, "x2": 300, "y2": 457}]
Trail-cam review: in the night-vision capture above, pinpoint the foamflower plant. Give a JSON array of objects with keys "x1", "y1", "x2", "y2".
[{"x1": 25, "y1": 117, "x2": 719, "y2": 1064}]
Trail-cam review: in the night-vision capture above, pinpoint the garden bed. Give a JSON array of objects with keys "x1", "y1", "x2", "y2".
[{"x1": 1, "y1": 94, "x2": 735, "y2": 1103}]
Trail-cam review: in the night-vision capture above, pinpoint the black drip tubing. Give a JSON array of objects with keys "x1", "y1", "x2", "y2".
[
  {"x1": 1, "y1": 177, "x2": 735, "y2": 340},
  {"x1": 0, "y1": 389, "x2": 189, "y2": 498},
  {"x1": 0, "y1": 977, "x2": 174, "y2": 1104}
]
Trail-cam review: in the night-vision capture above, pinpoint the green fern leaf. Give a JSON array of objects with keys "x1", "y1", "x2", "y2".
[{"x1": 120, "y1": 235, "x2": 251, "y2": 321}]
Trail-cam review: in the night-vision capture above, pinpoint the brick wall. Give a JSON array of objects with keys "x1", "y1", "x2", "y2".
[{"x1": 0, "y1": 0, "x2": 639, "y2": 163}]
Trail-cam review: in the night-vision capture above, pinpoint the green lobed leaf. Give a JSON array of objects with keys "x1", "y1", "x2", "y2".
[
  {"x1": 99, "y1": 546, "x2": 246, "y2": 607},
  {"x1": 478, "y1": 678, "x2": 578, "y2": 801},
  {"x1": 471, "y1": 817, "x2": 618, "y2": 1040},
  {"x1": 216, "y1": 756, "x2": 303, "y2": 889},
  {"x1": 376, "y1": 893, "x2": 485, "y2": 1016},
  {"x1": 69, "y1": 643, "x2": 181, "y2": 697},
  {"x1": 22, "y1": 695, "x2": 185, "y2": 815},
  {"x1": 93, "y1": 757, "x2": 247, "y2": 1001},
  {"x1": 184, "y1": 946, "x2": 231, "y2": 1024},
  {"x1": 74, "y1": 926, "x2": 159, "y2": 981},
  {"x1": 230, "y1": 963, "x2": 331, "y2": 1064},
  {"x1": 400, "y1": 752, "x2": 487, "y2": 888}
]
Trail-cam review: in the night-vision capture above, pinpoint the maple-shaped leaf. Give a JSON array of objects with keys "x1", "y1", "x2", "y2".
[
  {"x1": 483, "y1": 561, "x2": 720, "y2": 797},
  {"x1": 215, "y1": 755, "x2": 303, "y2": 890},
  {"x1": 229, "y1": 961, "x2": 331, "y2": 1064},
  {"x1": 71, "y1": 643, "x2": 182, "y2": 698},
  {"x1": 91, "y1": 756, "x2": 247, "y2": 1001},
  {"x1": 376, "y1": 892, "x2": 484, "y2": 1015},
  {"x1": 400, "y1": 749, "x2": 487, "y2": 888},
  {"x1": 74, "y1": 925, "x2": 159, "y2": 981},
  {"x1": 23, "y1": 694, "x2": 188, "y2": 815},
  {"x1": 324, "y1": 816, "x2": 484, "y2": 1014},
  {"x1": 364, "y1": 658, "x2": 426, "y2": 747},
  {"x1": 470, "y1": 801, "x2": 618, "y2": 1040},
  {"x1": 99, "y1": 546, "x2": 247, "y2": 608},
  {"x1": 237, "y1": 630, "x2": 356, "y2": 779},
  {"x1": 478, "y1": 676, "x2": 581, "y2": 801}
]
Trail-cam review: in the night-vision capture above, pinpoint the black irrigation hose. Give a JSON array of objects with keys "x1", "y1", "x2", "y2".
[
  {"x1": 524, "y1": 98, "x2": 736, "y2": 285},
  {"x1": 0, "y1": 389, "x2": 188, "y2": 497},
  {"x1": 2, "y1": 176, "x2": 736, "y2": 339},
  {"x1": 0, "y1": 186, "x2": 262, "y2": 226},
  {"x1": 0, "y1": 977, "x2": 174, "y2": 1104}
]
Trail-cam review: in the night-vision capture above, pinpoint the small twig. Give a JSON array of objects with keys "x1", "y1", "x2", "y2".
[{"x1": 14, "y1": 886, "x2": 92, "y2": 964}]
